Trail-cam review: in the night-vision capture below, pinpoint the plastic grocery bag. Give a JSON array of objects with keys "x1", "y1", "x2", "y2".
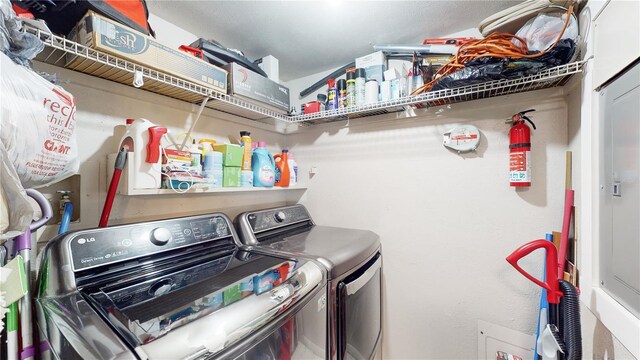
[
  {"x1": 0, "y1": 0, "x2": 43, "y2": 65},
  {"x1": 0, "y1": 52, "x2": 79, "y2": 189},
  {"x1": 0, "y1": 141, "x2": 34, "y2": 240},
  {"x1": 513, "y1": 11, "x2": 579, "y2": 53}
]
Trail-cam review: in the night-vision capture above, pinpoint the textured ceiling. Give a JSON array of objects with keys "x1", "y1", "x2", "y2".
[{"x1": 147, "y1": 1, "x2": 520, "y2": 81}]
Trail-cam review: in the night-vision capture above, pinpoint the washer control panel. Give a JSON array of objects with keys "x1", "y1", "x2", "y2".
[
  {"x1": 69, "y1": 215, "x2": 232, "y2": 271},
  {"x1": 247, "y1": 205, "x2": 311, "y2": 233}
]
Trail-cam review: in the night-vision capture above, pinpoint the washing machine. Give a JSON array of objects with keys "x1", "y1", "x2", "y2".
[
  {"x1": 35, "y1": 212, "x2": 328, "y2": 359},
  {"x1": 235, "y1": 204, "x2": 382, "y2": 360}
]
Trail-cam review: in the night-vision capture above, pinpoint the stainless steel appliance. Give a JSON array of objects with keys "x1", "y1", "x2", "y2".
[
  {"x1": 36, "y1": 213, "x2": 327, "y2": 360},
  {"x1": 235, "y1": 205, "x2": 382, "y2": 360}
]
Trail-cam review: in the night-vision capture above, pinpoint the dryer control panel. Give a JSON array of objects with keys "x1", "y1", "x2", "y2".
[{"x1": 247, "y1": 205, "x2": 311, "y2": 233}]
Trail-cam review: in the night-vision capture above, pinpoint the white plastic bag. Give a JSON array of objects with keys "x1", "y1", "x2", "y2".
[
  {"x1": 0, "y1": 53, "x2": 79, "y2": 188},
  {"x1": 0, "y1": 141, "x2": 34, "y2": 240},
  {"x1": 514, "y1": 11, "x2": 579, "y2": 52}
]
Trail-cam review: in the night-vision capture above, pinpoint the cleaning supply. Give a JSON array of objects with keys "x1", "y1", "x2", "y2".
[
  {"x1": 346, "y1": 71, "x2": 356, "y2": 107},
  {"x1": 241, "y1": 170, "x2": 253, "y2": 187},
  {"x1": 337, "y1": 79, "x2": 347, "y2": 108},
  {"x1": 118, "y1": 118, "x2": 166, "y2": 189},
  {"x1": 274, "y1": 149, "x2": 290, "y2": 187},
  {"x1": 200, "y1": 139, "x2": 219, "y2": 171},
  {"x1": 355, "y1": 68, "x2": 366, "y2": 105},
  {"x1": 239, "y1": 131, "x2": 252, "y2": 170},
  {"x1": 222, "y1": 167, "x2": 241, "y2": 187},
  {"x1": 252, "y1": 142, "x2": 275, "y2": 187},
  {"x1": 288, "y1": 152, "x2": 298, "y2": 186},
  {"x1": 327, "y1": 78, "x2": 338, "y2": 110},
  {"x1": 213, "y1": 144, "x2": 243, "y2": 167},
  {"x1": 188, "y1": 140, "x2": 202, "y2": 174}
]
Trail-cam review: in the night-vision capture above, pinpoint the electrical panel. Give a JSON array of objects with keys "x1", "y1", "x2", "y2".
[{"x1": 599, "y1": 60, "x2": 640, "y2": 318}]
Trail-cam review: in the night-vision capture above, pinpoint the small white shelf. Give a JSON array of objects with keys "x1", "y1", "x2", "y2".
[
  {"x1": 123, "y1": 186, "x2": 307, "y2": 196},
  {"x1": 107, "y1": 153, "x2": 306, "y2": 196}
]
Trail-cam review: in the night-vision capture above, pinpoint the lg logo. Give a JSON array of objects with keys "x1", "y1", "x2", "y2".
[{"x1": 77, "y1": 237, "x2": 96, "y2": 245}]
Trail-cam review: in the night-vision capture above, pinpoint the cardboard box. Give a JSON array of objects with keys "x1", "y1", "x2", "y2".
[
  {"x1": 68, "y1": 11, "x2": 227, "y2": 93},
  {"x1": 356, "y1": 51, "x2": 387, "y2": 84},
  {"x1": 213, "y1": 144, "x2": 243, "y2": 167},
  {"x1": 223, "y1": 166, "x2": 241, "y2": 187},
  {"x1": 224, "y1": 63, "x2": 290, "y2": 112}
]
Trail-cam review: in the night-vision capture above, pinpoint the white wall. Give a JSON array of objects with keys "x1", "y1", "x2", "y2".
[{"x1": 288, "y1": 89, "x2": 569, "y2": 359}]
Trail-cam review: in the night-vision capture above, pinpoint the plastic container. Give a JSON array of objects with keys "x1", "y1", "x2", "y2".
[
  {"x1": 118, "y1": 118, "x2": 164, "y2": 189},
  {"x1": 287, "y1": 153, "x2": 298, "y2": 186},
  {"x1": 241, "y1": 170, "x2": 253, "y2": 187},
  {"x1": 203, "y1": 168, "x2": 223, "y2": 187},
  {"x1": 317, "y1": 94, "x2": 327, "y2": 111},
  {"x1": 189, "y1": 140, "x2": 202, "y2": 174},
  {"x1": 240, "y1": 131, "x2": 252, "y2": 170},
  {"x1": 355, "y1": 68, "x2": 366, "y2": 105},
  {"x1": 274, "y1": 149, "x2": 290, "y2": 187},
  {"x1": 252, "y1": 142, "x2": 275, "y2": 187},
  {"x1": 365, "y1": 80, "x2": 379, "y2": 104}
]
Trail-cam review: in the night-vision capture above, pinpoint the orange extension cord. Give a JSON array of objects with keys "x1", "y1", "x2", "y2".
[{"x1": 413, "y1": 1, "x2": 575, "y2": 94}]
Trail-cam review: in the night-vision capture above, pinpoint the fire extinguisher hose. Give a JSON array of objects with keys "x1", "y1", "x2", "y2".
[{"x1": 558, "y1": 279, "x2": 582, "y2": 360}]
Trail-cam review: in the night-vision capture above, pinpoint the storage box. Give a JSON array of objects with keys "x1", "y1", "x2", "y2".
[
  {"x1": 222, "y1": 166, "x2": 241, "y2": 187},
  {"x1": 213, "y1": 144, "x2": 243, "y2": 167},
  {"x1": 356, "y1": 51, "x2": 387, "y2": 84},
  {"x1": 224, "y1": 63, "x2": 290, "y2": 112},
  {"x1": 68, "y1": 11, "x2": 227, "y2": 93}
]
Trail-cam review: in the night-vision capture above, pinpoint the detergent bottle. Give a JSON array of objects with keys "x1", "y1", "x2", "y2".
[
  {"x1": 274, "y1": 149, "x2": 290, "y2": 187},
  {"x1": 287, "y1": 152, "x2": 298, "y2": 186},
  {"x1": 252, "y1": 142, "x2": 275, "y2": 187},
  {"x1": 118, "y1": 118, "x2": 166, "y2": 189}
]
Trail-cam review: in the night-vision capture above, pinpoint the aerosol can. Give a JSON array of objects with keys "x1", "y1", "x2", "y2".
[{"x1": 508, "y1": 109, "x2": 536, "y2": 187}]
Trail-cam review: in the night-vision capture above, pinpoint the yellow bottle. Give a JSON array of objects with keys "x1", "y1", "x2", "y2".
[{"x1": 240, "y1": 131, "x2": 252, "y2": 170}]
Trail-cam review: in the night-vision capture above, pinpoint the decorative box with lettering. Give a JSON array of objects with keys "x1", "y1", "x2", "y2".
[{"x1": 67, "y1": 11, "x2": 228, "y2": 93}]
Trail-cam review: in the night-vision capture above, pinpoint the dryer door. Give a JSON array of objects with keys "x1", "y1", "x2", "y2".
[{"x1": 337, "y1": 254, "x2": 382, "y2": 360}]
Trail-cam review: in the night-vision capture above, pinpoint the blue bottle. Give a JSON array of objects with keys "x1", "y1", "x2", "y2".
[{"x1": 252, "y1": 142, "x2": 275, "y2": 187}]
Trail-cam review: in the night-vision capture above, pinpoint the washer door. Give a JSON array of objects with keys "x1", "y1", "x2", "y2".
[{"x1": 337, "y1": 254, "x2": 382, "y2": 360}]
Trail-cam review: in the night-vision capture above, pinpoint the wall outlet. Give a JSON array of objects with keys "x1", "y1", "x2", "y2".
[{"x1": 478, "y1": 320, "x2": 535, "y2": 360}]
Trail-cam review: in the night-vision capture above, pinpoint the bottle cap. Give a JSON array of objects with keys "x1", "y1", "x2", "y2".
[
  {"x1": 347, "y1": 71, "x2": 356, "y2": 80},
  {"x1": 355, "y1": 68, "x2": 366, "y2": 78},
  {"x1": 126, "y1": 118, "x2": 135, "y2": 125},
  {"x1": 258, "y1": 141, "x2": 266, "y2": 147},
  {"x1": 337, "y1": 79, "x2": 347, "y2": 90},
  {"x1": 327, "y1": 78, "x2": 335, "y2": 87},
  {"x1": 240, "y1": 131, "x2": 251, "y2": 137},
  {"x1": 282, "y1": 149, "x2": 288, "y2": 153}
]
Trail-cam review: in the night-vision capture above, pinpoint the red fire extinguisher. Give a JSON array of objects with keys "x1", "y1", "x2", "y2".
[{"x1": 508, "y1": 109, "x2": 536, "y2": 187}]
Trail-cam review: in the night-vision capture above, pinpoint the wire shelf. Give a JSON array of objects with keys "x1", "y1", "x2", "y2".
[
  {"x1": 27, "y1": 25, "x2": 583, "y2": 127},
  {"x1": 289, "y1": 61, "x2": 584, "y2": 124},
  {"x1": 26, "y1": 26, "x2": 293, "y2": 123}
]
